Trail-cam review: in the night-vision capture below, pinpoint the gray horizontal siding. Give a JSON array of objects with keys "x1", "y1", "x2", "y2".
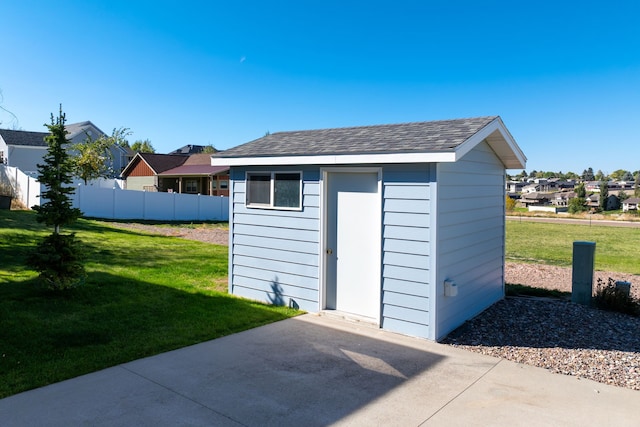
[
  {"x1": 230, "y1": 166, "x2": 320, "y2": 312},
  {"x1": 380, "y1": 164, "x2": 432, "y2": 338},
  {"x1": 434, "y1": 141, "x2": 506, "y2": 340}
]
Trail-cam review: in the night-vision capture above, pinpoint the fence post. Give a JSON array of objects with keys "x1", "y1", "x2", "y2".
[{"x1": 76, "y1": 183, "x2": 82, "y2": 212}]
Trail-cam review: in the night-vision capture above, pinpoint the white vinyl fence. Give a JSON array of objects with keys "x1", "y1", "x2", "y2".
[
  {"x1": 0, "y1": 165, "x2": 229, "y2": 221},
  {"x1": 72, "y1": 185, "x2": 229, "y2": 221},
  {"x1": 0, "y1": 165, "x2": 40, "y2": 208}
]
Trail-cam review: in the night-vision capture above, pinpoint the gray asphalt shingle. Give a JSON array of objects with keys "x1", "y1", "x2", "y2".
[
  {"x1": 214, "y1": 116, "x2": 498, "y2": 158},
  {"x1": 0, "y1": 129, "x2": 49, "y2": 147}
]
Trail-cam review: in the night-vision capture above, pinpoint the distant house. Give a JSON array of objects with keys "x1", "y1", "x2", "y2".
[
  {"x1": 169, "y1": 145, "x2": 211, "y2": 156},
  {"x1": 622, "y1": 197, "x2": 640, "y2": 212},
  {"x1": 122, "y1": 152, "x2": 229, "y2": 195},
  {"x1": 521, "y1": 183, "x2": 540, "y2": 194},
  {"x1": 159, "y1": 154, "x2": 229, "y2": 196},
  {"x1": 0, "y1": 121, "x2": 133, "y2": 177},
  {"x1": 586, "y1": 193, "x2": 620, "y2": 210},
  {"x1": 520, "y1": 192, "x2": 552, "y2": 206},
  {"x1": 212, "y1": 116, "x2": 526, "y2": 341},
  {"x1": 552, "y1": 191, "x2": 575, "y2": 206},
  {"x1": 0, "y1": 129, "x2": 49, "y2": 175},
  {"x1": 506, "y1": 181, "x2": 525, "y2": 193}
]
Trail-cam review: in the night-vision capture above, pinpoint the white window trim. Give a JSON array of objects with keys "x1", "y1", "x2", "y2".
[{"x1": 246, "y1": 171, "x2": 303, "y2": 211}]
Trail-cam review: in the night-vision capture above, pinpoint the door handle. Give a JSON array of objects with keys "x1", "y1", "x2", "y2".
[{"x1": 326, "y1": 248, "x2": 333, "y2": 255}]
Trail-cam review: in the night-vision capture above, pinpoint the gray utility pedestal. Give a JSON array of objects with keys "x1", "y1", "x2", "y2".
[
  {"x1": 571, "y1": 241, "x2": 596, "y2": 306},
  {"x1": 615, "y1": 281, "x2": 631, "y2": 296}
]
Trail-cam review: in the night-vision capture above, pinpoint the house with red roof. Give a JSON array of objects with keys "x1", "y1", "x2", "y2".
[{"x1": 121, "y1": 152, "x2": 229, "y2": 196}]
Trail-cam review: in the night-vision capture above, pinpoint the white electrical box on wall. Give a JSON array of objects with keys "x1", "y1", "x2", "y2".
[{"x1": 444, "y1": 279, "x2": 458, "y2": 297}]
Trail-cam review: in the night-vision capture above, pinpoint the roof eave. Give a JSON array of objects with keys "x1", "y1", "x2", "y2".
[
  {"x1": 211, "y1": 151, "x2": 457, "y2": 167},
  {"x1": 454, "y1": 117, "x2": 527, "y2": 169}
]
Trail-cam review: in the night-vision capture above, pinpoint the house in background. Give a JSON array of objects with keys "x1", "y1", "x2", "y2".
[
  {"x1": 212, "y1": 116, "x2": 526, "y2": 341},
  {"x1": 586, "y1": 193, "x2": 620, "y2": 210},
  {"x1": 0, "y1": 129, "x2": 49, "y2": 175},
  {"x1": 622, "y1": 197, "x2": 640, "y2": 212},
  {"x1": 0, "y1": 121, "x2": 133, "y2": 177},
  {"x1": 159, "y1": 153, "x2": 229, "y2": 196},
  {"x1": 122, "y1": 152, "x2": 229, "y2": 195},
  {"x1": 169, "y1": 144, "x2": 213, "y2": 155}
]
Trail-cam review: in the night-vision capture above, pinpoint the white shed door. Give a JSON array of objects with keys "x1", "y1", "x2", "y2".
[{"x1": 325, "y1": 172, "x2": 381, "y2": 320}]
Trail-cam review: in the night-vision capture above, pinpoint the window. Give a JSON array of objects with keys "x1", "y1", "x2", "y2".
[
  {"x1": 219, "y1": 180, "x2": 228, "y2": 189},
  {"x1": 185, "y1": 179, "x2": 198, "y2": 193},
  {"x1": 246, "y1": 172, "x2": 302, "y2": 209}
]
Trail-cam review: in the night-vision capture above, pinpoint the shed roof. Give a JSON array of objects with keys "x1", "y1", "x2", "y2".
[{"x1": 212, "y1": 116, "x2": 526, "y2": 169}]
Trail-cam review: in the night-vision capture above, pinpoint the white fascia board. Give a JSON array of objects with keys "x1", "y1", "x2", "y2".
[
  {"x1": 211, "y1": 151, "x2": 457, "y2": 167},
  {"x1": 8, "y1": 144, "x2": 47, "y2": 150},
  {"x1": 454, "y1": 118, "x2": 527, "y2": 169}
]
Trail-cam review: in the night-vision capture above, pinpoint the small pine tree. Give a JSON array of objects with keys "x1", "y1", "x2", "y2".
[
  {"x1": 29, "y1": 106, "x2": 85, "y2": 290},
  {"x1": 599, "y1": 180, "x2": 609, "y2": 211}
]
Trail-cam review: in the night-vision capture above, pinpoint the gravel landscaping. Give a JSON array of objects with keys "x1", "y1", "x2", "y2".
[{"x1": 108, "y1": 221, "x2": 640, "y2": 391}]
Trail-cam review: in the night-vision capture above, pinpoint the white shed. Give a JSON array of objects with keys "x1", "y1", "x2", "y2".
[{"x1": 212, "y1": 116, "x2": 526, "y2": 340}]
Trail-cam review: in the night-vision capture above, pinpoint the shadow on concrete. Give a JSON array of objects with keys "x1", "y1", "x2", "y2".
[{"x1": 123, "y1": 316, "x2": 447, "y2": 426}]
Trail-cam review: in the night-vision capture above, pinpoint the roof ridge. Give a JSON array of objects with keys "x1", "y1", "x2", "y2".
[{"x1": 269, "y1": 116, "x2": 499, "y2": 136}]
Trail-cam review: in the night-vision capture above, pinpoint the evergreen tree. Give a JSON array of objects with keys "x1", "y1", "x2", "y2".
[
  {"x1": 29, "y1": 106, "x2": 85, "y2": 290},
  {"x1": 582, "y1": 167, "x2": 595, "y2": 181},
  {"x1": 599, "y1": 180, "x2": 609, "y2": 211}
]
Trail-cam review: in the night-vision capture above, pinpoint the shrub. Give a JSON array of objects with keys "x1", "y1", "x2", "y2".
[
  {"x1": 592, "y1": 277, "x2": 640, "y2": 316},
  {"x1": 568, "y1": 197, "x2": 587, "y2": 214}
]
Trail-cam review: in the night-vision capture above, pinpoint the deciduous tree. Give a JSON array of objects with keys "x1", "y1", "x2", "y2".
[
  {"x1": 131, "y1": 139, "x2": 155, "y2": 153},
  {"x1": 202, "y1": 144, "x2": 217, "y2": 154},
  {"x1": 72, "y1": 133, "x2": 113, "y2": 184}
]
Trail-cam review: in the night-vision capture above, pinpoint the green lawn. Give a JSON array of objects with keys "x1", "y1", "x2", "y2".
[
  {"x1": 506, "y1": 220, "x2": 640, "y2": 274},
  {"x1": 0, "y1": 210, "x2": 300, "y2": 399}
]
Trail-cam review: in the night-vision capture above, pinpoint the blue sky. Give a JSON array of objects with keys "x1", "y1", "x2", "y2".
[{"x1": 2, "y1": 0, "x2": 639, "y2": 174}]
